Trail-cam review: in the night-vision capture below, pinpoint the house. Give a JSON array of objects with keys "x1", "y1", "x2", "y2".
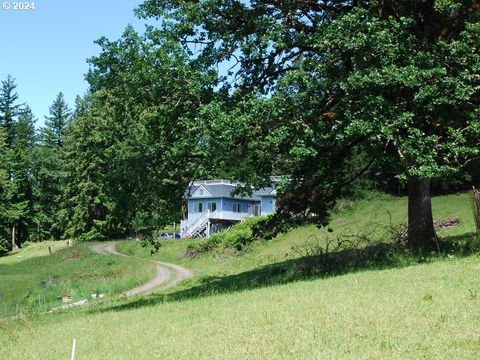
[{"x1": 180, "y1": 179, "x2": 277, "y2": 238}]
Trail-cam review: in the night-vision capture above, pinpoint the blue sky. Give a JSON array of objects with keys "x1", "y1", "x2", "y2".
[{"x1": 0, "y1": 0, "x2": 146, "y2": 127}]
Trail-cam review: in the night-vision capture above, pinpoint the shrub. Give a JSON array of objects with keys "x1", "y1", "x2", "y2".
[
  {"x1": 0, "y1": 236, "x2": 9, "y2": 254},
  {"x1": 185, "y1": 217, "x2": 264, "y2": 256}
]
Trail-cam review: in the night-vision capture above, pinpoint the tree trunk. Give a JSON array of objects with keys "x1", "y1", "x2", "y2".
[
  {"x1": 11, "y1": 226, "x2": 19, "y2": 251},
  {"x1": 407, "y1": 176, "x2": 438, "y2": 251},
  {"x1": 36, "y1": 222, "x2": 40, "y2": 242}
]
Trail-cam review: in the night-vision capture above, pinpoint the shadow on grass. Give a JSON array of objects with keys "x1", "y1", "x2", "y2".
[{"x1": 95, "y1": 232, "x2": 479, "y2": 314}]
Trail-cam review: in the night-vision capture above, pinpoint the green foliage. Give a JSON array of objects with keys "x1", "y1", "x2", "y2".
[
  {"x1": 30, "y1": 93, "x2": 72, "y2": 241},
  {"x1": 59, "y1": 93, "x2": 118, "y2": 241},
  {"x1": 10, "y1": 107, "x2": 36, "y2": 242},
  {"x1": 2, "y1": 1, "x2": 480, "y2": 248},
  {"x1": 137, "y1": 0, "x2": 480, "y2": 247},
  {"x1": 0, "y1": 128, "x2": 12, "y2": 252},
  {"x1": 42, "y1": 92, "x2": 71, "y2": 148},
  {"x1": 0, "y1": 241, "x2": 156, "y2": 318},
  {"x1": 0, "y1": 76, "x2": 37, "y2": 248},
  {"x1": 2, "y1": 190, "x2": 480, "y2": 358},
  {"x1": 57, "y1": 26, "x2": 219, "y2": 241},
  {"x1": 0, "y1": 75, "x2": 20, "y2": 147},
  {"x1": 186, "y1": 217, "x2": 264, "y2": 255}
]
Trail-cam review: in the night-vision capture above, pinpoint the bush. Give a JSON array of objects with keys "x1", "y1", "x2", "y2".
[
  {"x1": 185, "y1": 217, "x2": 264, "y2": 256},
  {"x1": 0, "y1": 236, "x2": 10, "y2": 254}
]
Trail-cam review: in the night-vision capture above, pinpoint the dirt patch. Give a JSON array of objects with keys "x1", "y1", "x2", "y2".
[
  {"x1": 72, "y1": 270, "x2": 121, "y2": 280},
  {"x1": 434, "y1": 217, "x2": 460, "y2": 229},
  {"x1": 62, "y1": 247, "x2": 83, "y2": 260}
]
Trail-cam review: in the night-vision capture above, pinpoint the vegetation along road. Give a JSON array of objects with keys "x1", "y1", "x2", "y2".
[{"x1": 91, "y1": 243, "x2": 192, "y2": 297}]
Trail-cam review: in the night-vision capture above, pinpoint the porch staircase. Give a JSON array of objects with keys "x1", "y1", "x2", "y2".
[{"x1": 183, "y1": 210, "x2": 217, "y2": 238}]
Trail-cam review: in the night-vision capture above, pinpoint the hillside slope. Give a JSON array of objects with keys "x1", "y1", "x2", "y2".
[{"x1": 1, "y1": 192, "x2": 479, "y2": 359}]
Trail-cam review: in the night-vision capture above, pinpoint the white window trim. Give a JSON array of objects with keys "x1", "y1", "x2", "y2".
[
  {"x1": 194, "y1": 203, "x2": 203, "y2": 213},
  {"x1": 208, "y1": 202, "x2": 217, "y2": 212}
]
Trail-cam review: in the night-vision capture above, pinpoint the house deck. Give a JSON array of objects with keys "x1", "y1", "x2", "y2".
[{"x1": 180, "y1": 180, "x2": 277, "y2": 238}]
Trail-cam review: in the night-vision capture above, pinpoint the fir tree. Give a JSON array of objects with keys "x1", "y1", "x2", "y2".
[
  {"x1": 9, "y1": 106, "x2": 36, "y2": 244},
  {"x1": 0, "y1": 75, "x2": 20, "y2": 147},
  {"x1": 43, "y1": 92, "x2": 71, "y2": 147},
  {"x1": 0, "y1": 128, "x2": 12, "y2": 252},
  {"x1": 34, "y1": 93, "x2": 71, "y2": 240}
]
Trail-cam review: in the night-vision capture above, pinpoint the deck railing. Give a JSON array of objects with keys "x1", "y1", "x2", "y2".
[
  {"x1": 193, "y1": 179, "x2": 232, "y2": 185},
  {"x1": 183, "y1": 210, "x2": 211, "y2": 238},
  {"x1": 183, "y1": 209, "x2": 255, "y2": 238},
  {"x1": 183, "y1": 209, "x2": 225, "y2": 238}
]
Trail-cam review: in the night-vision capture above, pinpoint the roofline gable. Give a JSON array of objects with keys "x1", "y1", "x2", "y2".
[{"x1": 191, "y1": 184, "x2": 213, "y2": 198}]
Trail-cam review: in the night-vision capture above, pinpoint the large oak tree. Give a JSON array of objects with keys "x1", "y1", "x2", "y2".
[{"x1": 138, "y1": 0, "x2": 480, "y2": 249}]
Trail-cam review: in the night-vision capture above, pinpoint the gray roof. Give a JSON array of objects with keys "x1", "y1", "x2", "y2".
[
  {"x1": 189, "y1": 183, "x2": 260, "y2": 201},
  {"x1": 186, "y1": 180, "x2": 277, "y2": 201},
  {"x1": 253, "y1": 187, "x2": 276, "y2": 197},
  {"x1": 186, "y1": 185, "x2": 199, "y2": 197}
]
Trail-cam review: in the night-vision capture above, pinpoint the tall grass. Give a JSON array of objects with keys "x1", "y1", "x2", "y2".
[
  {"x1": 1, "y1": 191, "x2": 479, "y2": 359},
  {"x1": 0, "y1": 242, "x2": 156, "y2": 318}
]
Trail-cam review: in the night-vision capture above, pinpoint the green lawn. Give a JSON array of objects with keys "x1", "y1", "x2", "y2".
[
  {"x1": 116, "y1": 191, "x2": 477, "y2": 296},
  {"x1": 0, "y1": 241, "x2": 156, "y2": 318},
  {"x1": 0, "y1": 191, "x2": 479, "y2": 359}
]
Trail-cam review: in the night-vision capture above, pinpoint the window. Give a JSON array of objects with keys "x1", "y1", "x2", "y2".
[
  {"x1": 208, "y1": 202, "x2": 217, "y2": 212},
  {"x1": 248, "y1": 204, "x2": 260, "y2": 216},
  {"x1": 199, "y1": 189, "x2": 204, "y2": 196},
  {"x1": 233, "y1": 203, "x2": 242, "y2": 213},
  {"x1": 193, "y1": 203, "x2": 203, "y2": 213}
]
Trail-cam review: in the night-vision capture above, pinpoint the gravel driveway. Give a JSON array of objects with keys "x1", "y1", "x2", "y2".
[{"x1": 91, "y1": 243, "x2": 192, "y2": 297}]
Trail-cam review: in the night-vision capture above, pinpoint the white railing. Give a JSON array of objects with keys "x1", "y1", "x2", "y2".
[
  {"x1": 183, "y1": 209, "x2": 254, "y2": 238},
  {"x1": 183, "y1": 210, "x2": 210, "y2": 238},
  {"x1": 193, "y1": 179, "x2": 232, "y2": 185},
  {"x1": 209, "y1": 211, "x2": 248, "y2": 222},
  {"x1": 183, "y1": 209, "x2": 222, "y2": 238}
]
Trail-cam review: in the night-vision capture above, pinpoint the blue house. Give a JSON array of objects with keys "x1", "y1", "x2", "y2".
[{"x1": 180, "y1": 180, "x2": 277, "y2": 238}]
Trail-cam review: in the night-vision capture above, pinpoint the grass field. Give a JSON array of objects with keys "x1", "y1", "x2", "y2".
[
  {"x1": 0, "y1": 241, "x2": 156, "y2": 318},
  {"x1": 117, "y1": 191, "x2": 478, "y2": 295},
  {"x1": 0, "y1": 191, "x2": 479, "y2": 359}
]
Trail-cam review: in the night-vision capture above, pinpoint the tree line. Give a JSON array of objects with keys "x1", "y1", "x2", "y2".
[
  {"x1": 0, "y1": 76, "x2": 70, "y2": 251},
  {"x1": 1, "y1": 0, "x2": 479, "y2": 252}
]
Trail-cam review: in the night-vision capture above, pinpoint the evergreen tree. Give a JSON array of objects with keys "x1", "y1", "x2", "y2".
[
  {"x1": 32, "y1": 142, "x2": 60, "y2": 240},
  {"x1": 0, "y1": 75, "x2": 32, "y2": 248},
  {"x1": 60, "y1": 26, "x2": 218, "y2": 240},
  {"x1": 9, "y1": 106, "x2": 36, "y2": 244},
  {"x1": 0, "y1": 128, "x2": 13, "y2": 252},
  {"x1": 59, "y1": 93, "x2": 118, "y2": 241},
  {"x1": 43, "y1": 92, "x2": 71, "y2": 147},
  {"x1": 0, "y1": 75, "x2": 20, "y2": 147},
  {"x1": 72, "y1": 93, "x2": 91, "y2": 120},
  {"x1": 33, "y1": 93, "x2": 71, "y2": 240}
]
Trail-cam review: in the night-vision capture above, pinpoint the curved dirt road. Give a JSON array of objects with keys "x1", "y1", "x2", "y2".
[{"x1": 91, "y1": 243, "x2": 192, "y2": 297}]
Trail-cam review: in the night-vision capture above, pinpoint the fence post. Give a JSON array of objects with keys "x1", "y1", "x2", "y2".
[
  {"x1": 473, "y1": 187, "x2": 480, "y2": 233},
  {"x1": 71, "y1": 338, "x2": 76, "y2": 360}
]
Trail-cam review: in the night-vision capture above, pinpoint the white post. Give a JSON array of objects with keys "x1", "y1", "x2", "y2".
[{"x1": 71, "y1": 338, "x2": 76, "y2": 360}]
